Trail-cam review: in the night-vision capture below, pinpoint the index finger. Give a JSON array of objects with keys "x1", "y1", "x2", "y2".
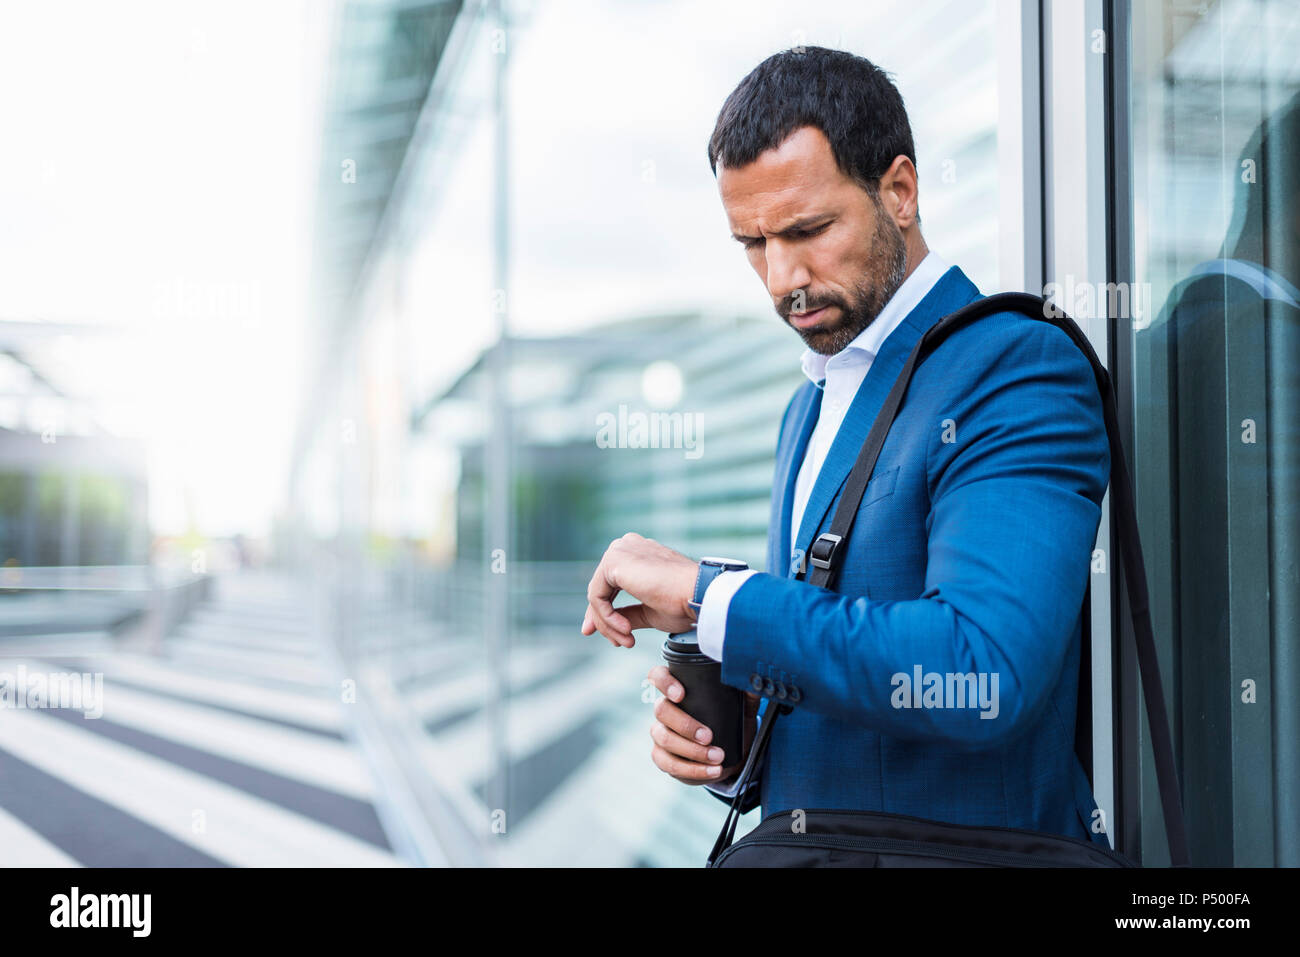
[
  {"x1": 646, "y1": 664, "x2": 684, "y2": 703},
  {"x1": 652, "y1": 689, "x2": 716, "y2": 747},
  {"x1": 586, "y1": 561, "x2": 631, "y2": 644}
]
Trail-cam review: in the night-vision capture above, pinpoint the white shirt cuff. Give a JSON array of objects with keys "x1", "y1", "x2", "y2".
[{"x1": 695, "y1": 568, "x2": 758, "y2": 662}]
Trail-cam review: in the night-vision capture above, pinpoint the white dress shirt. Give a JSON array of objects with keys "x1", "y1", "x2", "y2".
[{"x1": 695, "y1": 250, "x2": 949, "y2": 796}]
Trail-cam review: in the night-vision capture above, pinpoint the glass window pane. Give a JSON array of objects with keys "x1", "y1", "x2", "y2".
[
  {"x1": 1124, "y1": 0, "x2": 1300, "y2": 866},
  {"x1": 327, "y1": 0, "x2": 1008, "y2": 865}
]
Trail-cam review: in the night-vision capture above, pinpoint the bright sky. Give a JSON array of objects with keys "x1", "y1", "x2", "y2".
[{"x1": 0, "y1": 0, "x2": 331, "y2": 539}]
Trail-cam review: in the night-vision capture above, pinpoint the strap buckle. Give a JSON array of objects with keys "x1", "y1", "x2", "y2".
[{"x1": 809, "y1": 533, "x2": 842, "y2": 571}]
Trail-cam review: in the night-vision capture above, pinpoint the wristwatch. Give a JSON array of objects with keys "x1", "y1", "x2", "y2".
[{"x1": 688, "y1": 557, "x2": 750, "y2": 620}]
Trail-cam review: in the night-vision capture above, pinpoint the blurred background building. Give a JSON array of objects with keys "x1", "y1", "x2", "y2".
[{"x1": 0, "y1": 0, "x2": 1295, "y2": 867}]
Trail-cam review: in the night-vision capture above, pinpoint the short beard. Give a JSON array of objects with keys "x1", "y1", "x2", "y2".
[{"x1": 784, "y1": 196, "x2": 909, "y2": 356}]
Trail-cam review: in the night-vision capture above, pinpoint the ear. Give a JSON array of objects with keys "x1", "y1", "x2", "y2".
[{"x1": 877, "y1": 154, "x2": 920, "y2": 231}]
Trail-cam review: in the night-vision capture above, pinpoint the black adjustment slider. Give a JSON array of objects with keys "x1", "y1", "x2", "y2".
[{"x1": 809, "y1": 533, "x2": 843, "y2": 571}]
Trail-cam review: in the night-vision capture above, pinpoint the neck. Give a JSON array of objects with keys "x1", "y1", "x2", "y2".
[{"x1": 901, "y1": 227, "x2": 930, "y2": 284}]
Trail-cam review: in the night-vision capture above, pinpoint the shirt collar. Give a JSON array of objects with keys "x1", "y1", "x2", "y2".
[{"x1": 800, "y1": 249, "x2": 950, "y2": 387}]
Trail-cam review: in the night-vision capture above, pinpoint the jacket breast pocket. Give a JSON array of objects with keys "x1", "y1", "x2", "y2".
[{"x1": 860, "y1": 465, "x2": 900, "y2": 508}]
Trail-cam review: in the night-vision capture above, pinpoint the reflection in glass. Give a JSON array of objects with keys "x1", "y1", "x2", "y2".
[{"x1": 1126, "y1": 0, "x2": 1300, "y2": 866}]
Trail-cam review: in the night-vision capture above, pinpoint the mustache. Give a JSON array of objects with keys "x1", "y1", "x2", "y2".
[{"x1": 778, "y1": 293, "x2": 846, "y2": 319}]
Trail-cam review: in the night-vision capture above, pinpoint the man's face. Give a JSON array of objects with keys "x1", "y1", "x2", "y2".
[{"x1": 718, "y1": 125, "x2": 908, "y2": 355}]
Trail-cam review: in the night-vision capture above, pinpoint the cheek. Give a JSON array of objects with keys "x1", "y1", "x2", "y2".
[{"x1": 811, "y1": 236, "x2": 858, "y2": 288}]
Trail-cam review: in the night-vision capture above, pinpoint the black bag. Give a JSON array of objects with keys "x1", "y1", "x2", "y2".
[{"x1": 708, "y1": 293, "x2": 1190, "y2": 868}]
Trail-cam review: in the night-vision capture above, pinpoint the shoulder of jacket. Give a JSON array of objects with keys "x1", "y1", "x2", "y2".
[{"x1": 928, "y1": 305, "x2": 1087, "y2": 366}]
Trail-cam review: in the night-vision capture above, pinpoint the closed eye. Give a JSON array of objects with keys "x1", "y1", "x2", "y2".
[
  {"x1": 788, "y1": 222, "x2": 831, "y2": 240},
  {"x1": 737, "y1": 221, "x2": 832, "y2": 249}
]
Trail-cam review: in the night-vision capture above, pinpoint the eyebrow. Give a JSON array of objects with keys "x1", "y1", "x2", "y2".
[{"x1": 731, "y1": 214, "x2": 833, "y2": 244}]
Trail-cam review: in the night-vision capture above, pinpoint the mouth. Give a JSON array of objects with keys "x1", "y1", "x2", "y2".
[{"x1": 788, "y1": 305, "x2": 832, "y2": 329}]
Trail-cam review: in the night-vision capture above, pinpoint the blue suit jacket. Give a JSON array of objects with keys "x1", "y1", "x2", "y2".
[{"x1": 718, "y1": 264, "x2": 1111, "y2": 846}]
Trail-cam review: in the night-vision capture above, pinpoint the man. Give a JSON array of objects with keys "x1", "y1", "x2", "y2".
[{"x1": 580, "y1": 47, "x2": 1111, "y2": 845}]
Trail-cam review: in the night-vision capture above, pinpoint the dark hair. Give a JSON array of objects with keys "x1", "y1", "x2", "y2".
[{"x1": 707, "y1": 46, "x2": 916, "y2": 199}]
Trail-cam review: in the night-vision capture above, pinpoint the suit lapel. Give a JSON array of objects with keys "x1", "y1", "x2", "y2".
[{"x1": 788, "y1": 266, "x2": 982, "y2": 569}]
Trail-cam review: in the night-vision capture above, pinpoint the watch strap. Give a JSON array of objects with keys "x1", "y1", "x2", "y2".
[{"x1": 689, "y1": 557, "x2": 749, "y2": 616}]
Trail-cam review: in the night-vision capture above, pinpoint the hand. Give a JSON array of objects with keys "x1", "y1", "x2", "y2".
[
  {"x1": 645, "y1": 665, "x2": 760, "y2": 786},
  {"x1": 581, "y1": 533, "x2": 698, "y2": 648}
]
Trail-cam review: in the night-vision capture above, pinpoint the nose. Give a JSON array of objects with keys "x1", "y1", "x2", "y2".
[{"x1": 764, "y1": 240, "x2": 812, "y2": 308}]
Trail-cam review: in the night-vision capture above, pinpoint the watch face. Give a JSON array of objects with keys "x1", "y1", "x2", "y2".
[{"x1": 700, "y1": 556, "x2": 749, "y2": 569}]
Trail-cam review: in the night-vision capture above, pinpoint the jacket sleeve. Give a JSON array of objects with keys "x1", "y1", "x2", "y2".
[
  {"x1": 718, "y1": 319, "x2": 1110, "y2": 751},
  {"x1": 704, "y1": 777, "x2": 761, "y2": 813},
  {"x1": 703, "y1": 697, "x2": 771, "y2": 811}
]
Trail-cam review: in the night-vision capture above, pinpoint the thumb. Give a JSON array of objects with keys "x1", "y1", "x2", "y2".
[{"x1": 617, "y1": 602, "x2": 654, "y2": 633}]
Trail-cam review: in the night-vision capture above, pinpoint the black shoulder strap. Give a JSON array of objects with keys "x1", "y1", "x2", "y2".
[{"x1": 708, "y1": 292, "x2": 1190, "y2": 867}]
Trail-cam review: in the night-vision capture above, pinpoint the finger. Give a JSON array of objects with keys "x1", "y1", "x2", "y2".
[
  {"x1": 586, "y1": 585, "x2": 633, "y2": 646},
  {"x1": 591, "y1": 597, "x2": 630, "y2": 636},
  {"x1": 587, "y1": 599, "x2": 632, "y2": 648},
  {"x1": 653, "y1": 693, "x2": 716, "y2": 747},
  {"x1": 618, "y1": 603, "x2": 654, "y2": 633},
  {"x1": 607, "y1": 604, "x2": 633, "y2": 635},
  {"x1": 646, "y1": 664, "x2": 684, "y2": 702},
  {"x1": 586, "y1": 569, "x2": 632, "y2": 643},
  {"x1": 585, "y1": 558, "x2": 624, "y2": 622},
  {"x1": 592, "y1": 602, "x2": 630, "y2": 646},
  {"x1": 650, "y1": 742, "x2": 725, "y2": 781},
  {"x1": 581, "y1": 605, "x2": 610, "y2": 640},
  {"x1": 650, "y1": 720, "x2": 725, "y2": 766}
]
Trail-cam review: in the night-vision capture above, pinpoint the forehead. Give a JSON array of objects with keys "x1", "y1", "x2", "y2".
[{"x1": 717, "y1": 126, "x2": 854, "y2": 224}]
